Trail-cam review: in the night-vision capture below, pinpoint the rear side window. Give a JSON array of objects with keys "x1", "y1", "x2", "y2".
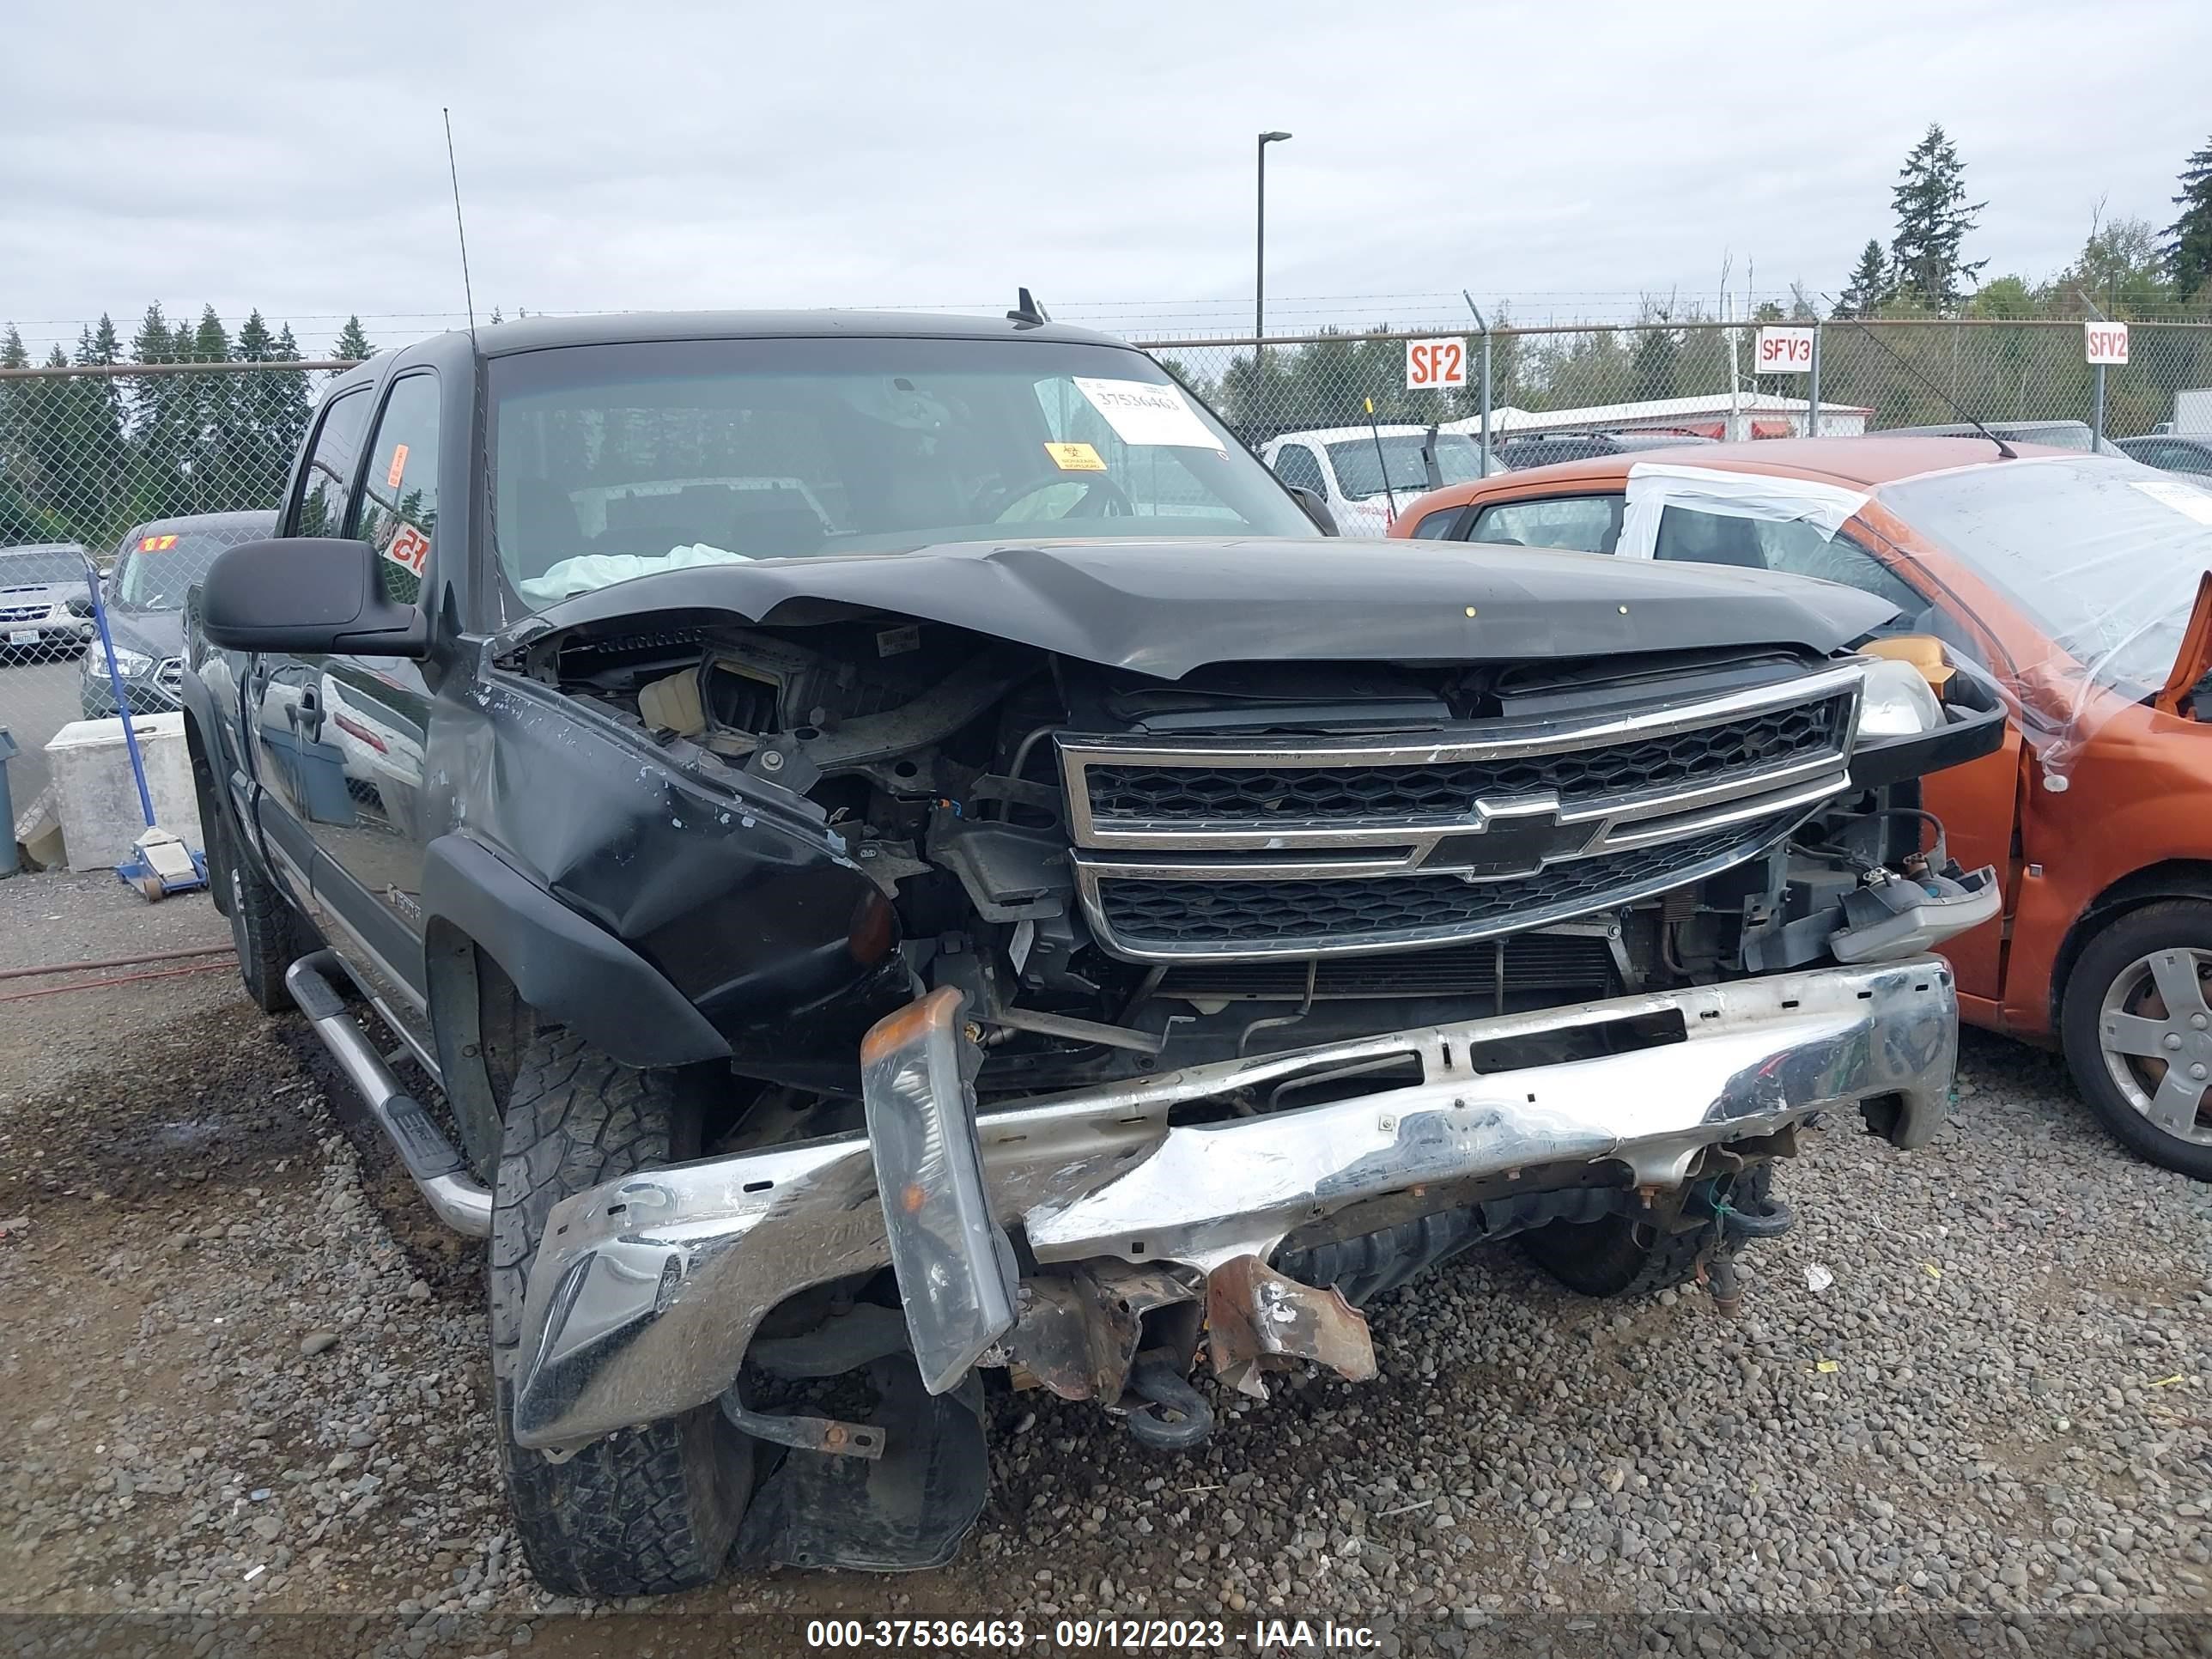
[
  {"x1": 293, "y1": 389, "x2": 372, "y2": 538},
  {"x1": 1272, "y1": 444, "x2": 1327, "y2": 495},
  {"x1": 354, "y1": 374, "x2": 441, "y2": 606},
  {"x1": 1468, "y1": 495, "x2": 1622, "y2": 553},
  {"x1": 1407, "y1": 507, "x2": 1465, "y2": 541}
]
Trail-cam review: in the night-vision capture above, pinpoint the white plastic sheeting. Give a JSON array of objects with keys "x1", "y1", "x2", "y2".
[
  {"x1": 1618, "y1": 464, "x2": 1869, "y2": 562},
  {"x1": 1875, "y1": 456, "x2": 2212, "y2": 786}
]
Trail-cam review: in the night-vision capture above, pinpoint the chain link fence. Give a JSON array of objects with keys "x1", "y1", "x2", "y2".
[
  {"x1": 0, "y1": 355, "x2": 350, "y2": 873},
  {"x1": 1137, "y1": 316, "x2": 2212, "y2": 463},
  {"x1": 3, "y1": 314, "x2": 2211, "y2": 872}
]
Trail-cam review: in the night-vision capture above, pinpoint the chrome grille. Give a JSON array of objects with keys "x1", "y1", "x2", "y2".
[
  {"x1": 0, "y1": 605, "x2": 48, "y2": 625},
  {"x1": 1084, "y1": 696, "x2": 1845, "y2": 825},
  {"x1": 1062, "y1": 663, "x2": 1863, "y2": 962},
  {"x1": 1094, "y1": 816, "x2": 1797, "y2": 957}
]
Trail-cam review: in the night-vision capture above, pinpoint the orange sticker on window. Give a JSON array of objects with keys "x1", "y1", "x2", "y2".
[
  {"x1": 138, "y1": 533, "x2": 178, "y2": 551},
  {"x1": 386, "y1": 444, "x2": 409, "y2": 490},
  {"x1": 1043, "y1": 441, "x2": 1106, "y2": 472}
]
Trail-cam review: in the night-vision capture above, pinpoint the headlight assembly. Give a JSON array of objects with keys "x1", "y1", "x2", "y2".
[{"x1": 1858, "y1": 656, "x2": 1944, "y2": 738}]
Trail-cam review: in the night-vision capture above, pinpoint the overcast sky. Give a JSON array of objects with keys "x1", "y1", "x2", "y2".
[{"x1": 5, "y1": 0, "x2": 2209, "y2": 358}]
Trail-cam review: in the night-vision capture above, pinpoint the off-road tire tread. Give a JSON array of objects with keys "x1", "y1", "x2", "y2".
[
  {"x1": 1520, "y1": 1165, "x2": 1772, "y2": 1298},
  {"x1": 219, "y1": 805, "x2": 310, "y2": 1014},
  {"x1": 490, "y1": 1030, "x2": 746, "y2": 1597},
  {"x1": 2060, "y1": 901, "x2": 2212, "y2": 1182}
]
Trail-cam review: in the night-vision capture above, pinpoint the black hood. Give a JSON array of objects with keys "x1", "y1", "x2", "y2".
[{"x1": 499, "y1": 538, "x2": 1897, "y2": 679}]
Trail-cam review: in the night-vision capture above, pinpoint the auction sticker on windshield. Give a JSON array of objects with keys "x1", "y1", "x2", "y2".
[{"x1": 1072, "y1": 379, "x2": 1224, "y2": 451}]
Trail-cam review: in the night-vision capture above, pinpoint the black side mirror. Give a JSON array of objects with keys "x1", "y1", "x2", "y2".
[
  {"x1": 1285, "y1": 484, "x2": 1339, "y2": 537},
  {"x1": 199, "y1": 538, "x2": 429, "y2": 658}
]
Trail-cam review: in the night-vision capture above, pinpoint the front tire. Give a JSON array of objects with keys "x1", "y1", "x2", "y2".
[
  {"x1": 1521, "y1": 1165, "x2": 1774, "y2": 1297},
  {"x1": 213, "y1": 799, "x2": 313, "y2": 1013},
  {"x1": 2061, "y1": 901, "x2": 2212, "y2": 1182},
  {"x1": 490, "y1": 1029, "x2": 754, "y2": 1597}
]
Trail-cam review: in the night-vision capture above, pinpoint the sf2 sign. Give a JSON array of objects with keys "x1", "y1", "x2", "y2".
[
  {"x1": 1755, "y1": 326, "x2": 1815, "y2": 374},
  {"x1": 1405, "y1": 337, "x2": 1467, "y2": 391},
  {"x1": 2084, "y1": 322, "x2": 2130, "y2": 366}
]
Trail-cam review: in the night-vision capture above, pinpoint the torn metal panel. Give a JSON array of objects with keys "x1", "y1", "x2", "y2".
[
  {"x1": 994, "y1": 1263, "x2": 1202, "y2": 1402},
  {"x1": 1206, "y1": 1255, "x2": 1377, "y2": 1401}
]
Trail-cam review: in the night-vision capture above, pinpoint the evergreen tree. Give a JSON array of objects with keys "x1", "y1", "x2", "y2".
[
  {"x1": 2167, "y1": 135, "x2": 2212, "y2": 301},
  {"x1": 269, "y1": 325, "x2": 313, "y2": 461},
  {"x1": 129, "y1": 305, "x2": 193, "y2": 520},
  {"x1": 1888, "y1": 125, "x2": 1985, "y2": 313},
  {"x1": 1629, "y1": 301, "x2": 1680, "y2": 404},
  {"x1": 70, "y1": 320, "x2": 130, "y2": 544},
  {"x1": 1834, "y1": 240, "x2": 1891, "y2": 318},
  {"x1": 0, "y1": 327, "x2": 40, "y2": 542},
  {"x1": 185, "y1": 307, "x2": 238, "y2": 510},
  {"x1": 231, "y1": 310, "x2": 302, "y2": 507},
  {"x1": 333, "y1": 315, "x2": 374, "y2": 362}
]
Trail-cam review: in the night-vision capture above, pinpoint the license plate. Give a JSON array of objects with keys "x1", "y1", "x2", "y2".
[{"x1": 8, "y1": 629, "x2": 39, "y2": 646}]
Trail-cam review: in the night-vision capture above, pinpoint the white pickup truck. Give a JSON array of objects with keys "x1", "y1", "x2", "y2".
[{"x1": 1261, "y1": 424, "x2": 1496, "y2": 537}]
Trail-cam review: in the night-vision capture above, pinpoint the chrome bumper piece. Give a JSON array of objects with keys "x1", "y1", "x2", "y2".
[{"x1": 509, "y1": 957, "x2": 1955, "y2": 1452}]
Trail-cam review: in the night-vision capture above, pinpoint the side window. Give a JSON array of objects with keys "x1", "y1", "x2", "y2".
[
  {"x1": 292, "y1": 390, "x2": 371, "y2": 539},
  {"x1": 1468, "y1": 495, "x2": 1622, "y2": 553},
  {"x1": 1272, "y1": 445, "x2": 1327, "y2": 495},
  {"x1": 1770, "y1": 532, "x2": 1927, "y2": 616},
  {"x1": 353, "y1": 375, "x2": 440, "y2": 606},
  {"x1": 1654, "y1": 507, "x2": 1926, "y2": 615},
  {"x1": 1408, "y1": 507, "x2": 1466, "y2": 541}
]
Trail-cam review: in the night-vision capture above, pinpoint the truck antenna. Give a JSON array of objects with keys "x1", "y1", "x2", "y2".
[
  {"x1": 443, "y1": 109, "x2": 479, "y2": 345},
  {"x1": 1825, "y1": 299, "x2": 2014, "y2": 459}
]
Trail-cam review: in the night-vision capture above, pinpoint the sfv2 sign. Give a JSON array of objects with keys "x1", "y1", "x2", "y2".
[
  {"x1": 2084, "y1": 322, "x2": 2130, "y2": 366},
  {"x1": 1405, "y1": 337, "x2": 1467, "y2": 390},
  {"x1": 1755, "y1": 326, "x2": 1815, "y2": 374}
]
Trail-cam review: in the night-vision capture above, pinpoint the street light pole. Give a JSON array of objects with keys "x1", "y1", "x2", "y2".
[{"x1": 1255, "y1": 131, "x2": 1291, "y2": 421}]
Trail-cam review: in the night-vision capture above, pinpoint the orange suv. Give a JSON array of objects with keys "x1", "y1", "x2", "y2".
[{"x1": 1394, "y1": 436, "x2": 2212, "y2": 1178}]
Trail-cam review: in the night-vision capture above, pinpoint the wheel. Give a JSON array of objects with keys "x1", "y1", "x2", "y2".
[
  {"x1": 216, "y1": 799, "x2": 313, "y2": 1013},
  {"x1": 1521, "y1": 1165, "x2": 1774, "y2": 1298},
  {"x1": 2060, "y1": 901, "x2": 2212, "y2": 1181},
  {"x1": 490, "y1": 1029, "x2": 755, "y2": 1596}
]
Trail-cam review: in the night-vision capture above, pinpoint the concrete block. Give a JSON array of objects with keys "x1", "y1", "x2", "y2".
[{"x1": 43, "y1": 714, "x2": 204, "y2": 873}]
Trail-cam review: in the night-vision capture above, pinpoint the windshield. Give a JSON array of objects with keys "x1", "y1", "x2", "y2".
[
  {"x1": 489, "y1": 337, "x2": 1317, "y2": 609},
  {"x1": 112, "y1": 526, "x2": 269, "y2": 610},
  {"x1": 0, "y1": 546, "x2": 88, "y2": 586},
  {"x1": 1325, "y1": 434, "x2": 1487, "y2": 500},
  {"x1": 1880, "y1": 455, "x2": 2212, "y2": 689}
]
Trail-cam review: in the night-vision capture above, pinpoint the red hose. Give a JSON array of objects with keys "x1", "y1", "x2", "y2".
[
  {"x1": 0, "y1": 943, "x2": 233, "y2": 982},
  {"x1": 0, "y1": 959, "x2": 233, "y2": 1004}
]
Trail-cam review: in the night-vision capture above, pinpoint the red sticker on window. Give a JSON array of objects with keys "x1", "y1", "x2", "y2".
[
  {"x1": 386, "y1": 444, "x2": 409, "y2": 490},
  {"x1": 138, "y1": 533, "x2": 178, "y2": 551},
  {"x1": 385, "y1": 522, "x2": 430, "y2": 577}
]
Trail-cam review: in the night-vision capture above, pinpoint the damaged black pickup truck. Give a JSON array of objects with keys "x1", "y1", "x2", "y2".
[{"x1": 181, "y1": 308, "x2": 2004, "y2": 1595}]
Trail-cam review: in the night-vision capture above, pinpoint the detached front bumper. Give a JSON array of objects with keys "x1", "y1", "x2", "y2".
[{"x1": 511, "y1": 957, "x2": 1956, "y2": 1452}]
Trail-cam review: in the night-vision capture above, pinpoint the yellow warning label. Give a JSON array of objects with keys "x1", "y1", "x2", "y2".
[{"x1": 1044, "y1": 441, "x2": 1107, "y2": 472}]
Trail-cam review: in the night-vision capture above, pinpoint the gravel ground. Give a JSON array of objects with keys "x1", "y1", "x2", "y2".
[{"x1": 1, "y1": 869, "x2": 2208, "y2": 1657}]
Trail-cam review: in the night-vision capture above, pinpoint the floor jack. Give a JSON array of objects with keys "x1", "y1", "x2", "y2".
[{"x1": 83, "y1": 564, "x2": 207, "y2": 901}]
